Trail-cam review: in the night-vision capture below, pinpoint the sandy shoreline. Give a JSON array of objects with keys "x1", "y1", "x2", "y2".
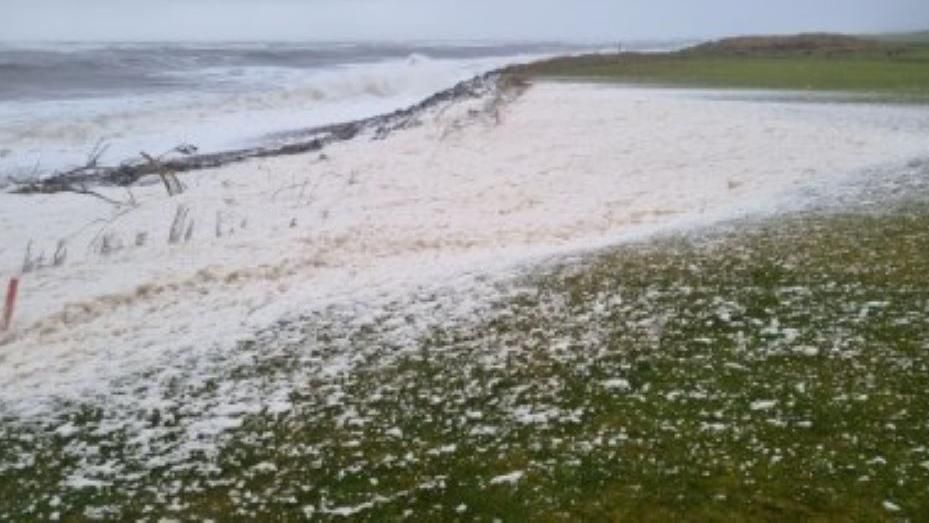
[{"x1": 2, "y1": 81, "x2": 929, "y2": 416}]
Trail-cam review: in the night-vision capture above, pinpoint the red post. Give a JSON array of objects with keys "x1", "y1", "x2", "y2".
[{"x1": 2, "y1": 277, "x2": 19, "y2": 331}]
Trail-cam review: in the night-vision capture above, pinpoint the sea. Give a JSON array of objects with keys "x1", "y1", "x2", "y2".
[{"x1": 0, "y1": 40, "x2": 671, "y2": 183}]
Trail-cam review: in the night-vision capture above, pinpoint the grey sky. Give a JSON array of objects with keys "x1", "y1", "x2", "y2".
[{"x1": 2, "y1": 0, "x2": 928, "y2": 42}]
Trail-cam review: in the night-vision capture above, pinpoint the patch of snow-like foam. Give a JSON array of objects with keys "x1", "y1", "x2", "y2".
[{"x1": 489, "y1": 471, "x2": 525, "y2": 485}]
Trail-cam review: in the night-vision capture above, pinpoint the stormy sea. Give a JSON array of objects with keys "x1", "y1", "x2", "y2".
[{"x1": 0, "y1": 40, "x2": 596, "y2": 183}]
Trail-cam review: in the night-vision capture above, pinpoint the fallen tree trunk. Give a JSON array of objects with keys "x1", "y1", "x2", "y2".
[{"x1": 9, "y1": 71, "x2": 507, "y2": 195}]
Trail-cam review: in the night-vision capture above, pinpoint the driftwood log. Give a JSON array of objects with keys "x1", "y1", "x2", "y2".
[{"x1": 9, "y1": 71, "x2": 509, "y2": 196}]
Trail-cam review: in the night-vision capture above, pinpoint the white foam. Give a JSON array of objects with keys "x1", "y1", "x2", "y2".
[{"x1": 0, "y1": 82, "x2": 927, "y2": 472}]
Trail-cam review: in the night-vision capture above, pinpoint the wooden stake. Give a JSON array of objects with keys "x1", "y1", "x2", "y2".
[{"x1": 2, "y1": 277, "x2": 19, "y2": 331}]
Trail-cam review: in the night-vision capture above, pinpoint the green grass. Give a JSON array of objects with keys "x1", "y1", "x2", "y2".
[
  {"x1": 515, "y1": 39, "x2": 929, "y2": 98},
  {"x1": 4, "y1": 190, "x2": 929, "y2": 520}
]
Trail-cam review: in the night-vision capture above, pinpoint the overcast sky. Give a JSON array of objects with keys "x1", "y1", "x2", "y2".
[{"x1": 2, "y1": 0, "x2": 928, "y2": 42}]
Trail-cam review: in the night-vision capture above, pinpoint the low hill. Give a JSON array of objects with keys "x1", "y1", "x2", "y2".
[
  {"x1": 511, "y1": 32, "x2": 929, "y2": 97},
  {"x1": 686, "y1": 33, "x2": 897, "y2": 56}
]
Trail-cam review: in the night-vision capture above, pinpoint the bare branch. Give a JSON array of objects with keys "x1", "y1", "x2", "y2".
[{"x1": 60, "y1": 185, "x2": 130, "y2": 207}]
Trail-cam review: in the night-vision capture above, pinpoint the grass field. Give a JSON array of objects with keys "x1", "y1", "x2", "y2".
[
  {"x1": 3, "y1": 167, "x2": 929, "y2": 520},
  {"x1": 515, "y1": 34, "x2": 929, "y2": 98}
]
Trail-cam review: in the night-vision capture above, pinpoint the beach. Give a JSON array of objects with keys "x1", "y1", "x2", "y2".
[{"x1": 0, "y1": 41, "x2": 586, "y2": 181}]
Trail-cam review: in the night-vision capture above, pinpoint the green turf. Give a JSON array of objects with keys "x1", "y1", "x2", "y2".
[{"x1": 516, "y1": 41, "x2": 929, "y2": 98}]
